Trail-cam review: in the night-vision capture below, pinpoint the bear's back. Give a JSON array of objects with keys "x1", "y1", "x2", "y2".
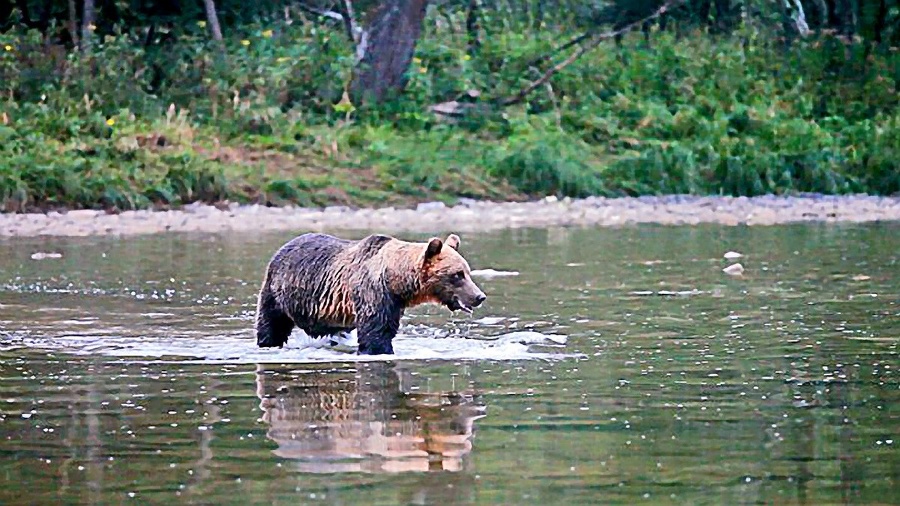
[{"x1": 263, "y1": 233, "x2": 400, "y2": 335}]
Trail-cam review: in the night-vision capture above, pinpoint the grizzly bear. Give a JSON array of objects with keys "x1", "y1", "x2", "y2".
[
  {"x1": 256, "y1": 363, "x2": 486, "y2": 472},
  {"x1": 255, "y1": 232, "x2": 486, "y2": 355}
]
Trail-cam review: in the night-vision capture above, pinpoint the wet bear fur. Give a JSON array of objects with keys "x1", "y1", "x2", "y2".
[{"x1": 255, "y1": 232, "x2": 486, "y2": 355}]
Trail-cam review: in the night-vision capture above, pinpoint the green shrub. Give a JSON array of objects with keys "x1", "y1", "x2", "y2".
[
  {"x1": 1, "y1": 10, "x2": 899, "y2": 212},
  {"x1": 486, "y1": 118, "x2": 607, "y2": 197}
]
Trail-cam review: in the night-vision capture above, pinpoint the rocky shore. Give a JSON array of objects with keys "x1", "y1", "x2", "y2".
[{"x1": 2, "y1": 194, "x2": 899, "y2": 238}]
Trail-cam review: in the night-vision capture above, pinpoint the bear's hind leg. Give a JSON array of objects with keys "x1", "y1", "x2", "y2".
[{"x1": 256, "y1": 291, "x2": 294, "y2": 348}]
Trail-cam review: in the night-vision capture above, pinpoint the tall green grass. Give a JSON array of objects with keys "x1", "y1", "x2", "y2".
[{"x1": 0, "y1": 14, "x2": 898, "y2": 211}]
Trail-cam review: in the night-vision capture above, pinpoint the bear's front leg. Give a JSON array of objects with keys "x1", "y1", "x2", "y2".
[
  {"x1": 358, "y1": 333, "x2": 394, "y2": 355},
  {"x1": 256, "y1": 290, "x2": 295, "y2": 348},
  {"x1": 352, "y1": 284, "x2": 402, "y2": 355}
]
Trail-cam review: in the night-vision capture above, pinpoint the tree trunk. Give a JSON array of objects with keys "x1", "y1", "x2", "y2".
[
  {"x1": 37, "y1": 0, "x2": 53, "y2": 33},
  {"x1": 15, "y1": 0, "x2": 31, "y2": 26},
  {"x1": 202, "y1": 0, "x2": 224, "y2": 44},
  {"x1": 834, "y1": 0, "x2": 857, "y2": 36},
  {"x1": 809, "y1": 0, "x2": 829, "y2": 28},
  {"x1": 466, "y1": 0, "x2": 481, "y2": 55},
  {"x1": 783, "y1": 0, "x2": 810, "y2": 37},
  {"x1": 711, "y1": 0, "x2": 738, "y2": 33},
  {"x1": 81, "y1": 0, "x2": 95, "y2": 52},
  {"x1": 869, "y1": 0, "x2": 888, "y2": 43},
  {"x1": 337, "y1": 0, "x2": 360, "y2": 44},
  {"x1": 350, "y1": 0, "x2": 429, "y2": 105},
  {"x1": 68, "y1": 0, "x2": 79, "y2": 47}
]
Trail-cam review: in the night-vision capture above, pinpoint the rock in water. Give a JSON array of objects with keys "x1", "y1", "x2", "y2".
[
  {"x1": 492, "y1": 331, "x2": 567, "y2": 346},
  {"x1": 30, "y1": 252, "x2": 63, "y2": 260},
  {"x1": 722, "y1": 263, "x2": 745, "y2": 276},
  {"x1": 470, "y1": 269, "x2": 520, "y2": 278}
]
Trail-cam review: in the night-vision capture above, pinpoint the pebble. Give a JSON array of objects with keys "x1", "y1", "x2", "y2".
[
  {"x1": 65, "y1": 209, "x2": 100, "y2": 219},
  {"x1": 470, "y1": 269, "x2": 521, "y2": 278},
  {"x1": 30, "y1": 252, "x2": 63, "y2": 260},
  {"x1": 0, "y1": 195, "x2": 898, "y2": 238},
  {"x1": 723, "y1": 263, "x2": 745, "y2": 276},
  {"x1": 416, "y1": 201, "x2": 447, "y2": 212}
]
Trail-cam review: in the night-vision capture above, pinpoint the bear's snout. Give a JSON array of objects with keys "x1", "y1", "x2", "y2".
[{"x1": 445, "y1": 283, "x2": 486, "y2": 315}]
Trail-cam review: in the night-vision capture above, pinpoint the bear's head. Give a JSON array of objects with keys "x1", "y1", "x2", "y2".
[{"x1": 418, "y1": 234, "x2": 486, "y2": 314}]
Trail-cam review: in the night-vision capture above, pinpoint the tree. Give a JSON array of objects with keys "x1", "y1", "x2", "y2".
[
  {"x1": 202, "y1": 0, "x2": 224, "y2": 45},
  {"x1": 350, "y1": 0, "x2": 430, "y2": 105},
  {"x1": 81, "y1": 0, "x2": 95, "y2": 51}
]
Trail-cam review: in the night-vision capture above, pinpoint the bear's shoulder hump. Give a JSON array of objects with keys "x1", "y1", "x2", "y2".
[{"x1": 356, "y1": 234, "x2": 394, "y2": 259}]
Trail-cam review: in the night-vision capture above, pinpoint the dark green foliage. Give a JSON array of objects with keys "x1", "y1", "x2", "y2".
[
  {"x1": 1, "y1": 1, "x2": 899, "y2": 212},
  {"x1": 485, "y1": 118, "x2": 607, "y2": 197}
]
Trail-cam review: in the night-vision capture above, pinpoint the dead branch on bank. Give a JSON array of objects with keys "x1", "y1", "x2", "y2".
[{"x1": 502, "y1": 0, "x2": 685, "y2": 107}]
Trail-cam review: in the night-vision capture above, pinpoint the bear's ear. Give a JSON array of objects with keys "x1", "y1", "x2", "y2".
[
  {"x1": 445, "y1": 234, "x2": 460, "y2": 251},
  {"x1": 424, "y1": 237, "x2": 443, "y2": 261}
]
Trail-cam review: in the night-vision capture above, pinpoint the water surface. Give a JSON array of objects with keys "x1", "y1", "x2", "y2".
[{"x1": 1, "y1": 224, "x2": 897, "y2": 504}]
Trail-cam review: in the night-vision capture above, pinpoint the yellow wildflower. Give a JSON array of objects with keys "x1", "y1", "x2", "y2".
[
  {"x1": 413, "y1": 57, "x2": 421, "y2": 64},
  {"x1": 463, "y1": 54, "x2": 471, "y2": 61},
  {"x1": 262, "y1": 29, "x2": 273, "y2": 38},
  {"x1": 419, "y1": 67, "x2": 427, "y2": 74},
  {"x1": 241, "y1": 39, "x2": 250, "y2": 46},
  {"x1": 106, "y1": 118, "x2": 115, "y2": 127},
  {"x1": 197, "y1": 20, "x2": 207, "y2": 28},
  {"x1": 3, "y1": 45, "x2": 11, "y2": 52},
  {"x1": 276, "y1": 57, "x2": 289, "y2": 63}
]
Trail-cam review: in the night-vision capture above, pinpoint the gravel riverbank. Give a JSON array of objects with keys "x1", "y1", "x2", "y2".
[{"x1": 2, "y1": 195, "x2": 899, "y2": 238}]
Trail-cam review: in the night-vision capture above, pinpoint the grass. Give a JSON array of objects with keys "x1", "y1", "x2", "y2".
[
  {"x1": 0, "y1": 100, "x2": 523, "y2": 212},
  {"x1": 0, "y1": 13, "x2": 898, "y2": 212}
]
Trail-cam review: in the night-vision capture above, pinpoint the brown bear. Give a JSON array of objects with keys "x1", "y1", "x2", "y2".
[
  {"x1": 256, "y1": 362, "x2": 486, "y2": 472},
  {"x1": 255, "y1": 232, "x2": 486, "y2": 355}
]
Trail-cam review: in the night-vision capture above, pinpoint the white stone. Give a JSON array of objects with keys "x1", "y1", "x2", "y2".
[{"x1": 722, "y1": 263, "x2": 745, "y2": 276}]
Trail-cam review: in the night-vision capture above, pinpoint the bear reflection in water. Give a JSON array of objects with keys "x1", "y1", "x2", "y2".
[{"x1": 256, "y1": 362, "x2": 486, "y2": 473}]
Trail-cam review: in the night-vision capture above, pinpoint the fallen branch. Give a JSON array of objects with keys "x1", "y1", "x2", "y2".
[
  {"x1": 295, "y1": 3, "x2": 345, "y2": 22},
  {"x1": 501, "y1": 0, "x2": 684, "y2": 106},
  {"x1": 523, "y1": 30, "x2": 591, "y2": 70},
  {"x1": 296, "y1": 1, "x2": 361, "y2": 43}
]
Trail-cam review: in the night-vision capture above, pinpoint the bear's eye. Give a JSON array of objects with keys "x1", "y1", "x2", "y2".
[{"x1": 453, "y1": 271, "x2": 465, "y2": 280}]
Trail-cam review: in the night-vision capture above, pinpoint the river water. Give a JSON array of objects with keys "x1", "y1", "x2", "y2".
[{"x1": 0, "y1": 224, "x2": 897, "y2": 505}]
